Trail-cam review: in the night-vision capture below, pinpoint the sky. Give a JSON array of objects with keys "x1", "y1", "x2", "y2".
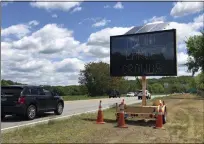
[{"x1": 1, "y1": 1, "x2": 204, "y2": 86}]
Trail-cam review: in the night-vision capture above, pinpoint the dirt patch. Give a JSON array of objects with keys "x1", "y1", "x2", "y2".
[{"x1": 1, "y1": 94, "x2": 204, "y2": 143}]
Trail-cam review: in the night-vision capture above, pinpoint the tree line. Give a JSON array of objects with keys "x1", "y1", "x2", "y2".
[
  {"x1": 1, "y1": 74, "x2": 199, "y2": 96},
  {"x1": 1, "y1": 32, "x2": 203, "y2": 96}
]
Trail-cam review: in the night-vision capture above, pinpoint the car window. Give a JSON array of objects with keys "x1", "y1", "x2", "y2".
[
  {"x1": 31, "y1": 88, "x2": 38, "y2": 95},
  {"x1": 43, "y1": 90, "x2": 52, "y2": 96},
  {"x1": 1, "y1": 87, "x2": 23, "y2": 97},
  {"x1": 38, "y1": 88, "x2": 45, "y2": 95},
  {"x1": 22, "y1": 87, "x2": 31, "y2": 95}
]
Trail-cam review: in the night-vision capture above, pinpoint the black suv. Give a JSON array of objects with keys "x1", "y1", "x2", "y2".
[
  {"x1": 108, "y1": 90, "x2": 120, "y2": 98},
  {"x1": 1, "y1": 85, "x2": 64, "y2": 120}
]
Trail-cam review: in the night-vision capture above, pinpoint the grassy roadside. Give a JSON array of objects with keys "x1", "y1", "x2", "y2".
[{"x1": 2, "y1": 94, "x2": 204, "y2": 143}]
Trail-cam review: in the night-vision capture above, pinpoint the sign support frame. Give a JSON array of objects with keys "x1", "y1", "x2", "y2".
[{"x1": 142, "y1": 76, "x2": 147, "y2": 106}]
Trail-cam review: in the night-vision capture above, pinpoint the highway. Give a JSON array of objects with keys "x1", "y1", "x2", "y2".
[{"x1": 1, "y1": 95, "x2": 167, "y2": 132}]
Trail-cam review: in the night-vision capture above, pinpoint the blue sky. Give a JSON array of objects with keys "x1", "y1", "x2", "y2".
[
  {"x1": 2, "y1": 2, "x2": 200, "y2": 42},
  {"x1": 1, "y1": 2, "x2": 203, "y2": 85}
]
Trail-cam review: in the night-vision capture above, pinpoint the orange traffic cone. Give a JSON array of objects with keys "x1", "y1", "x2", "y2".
[
  {"x1": 154, "y1": 103, "x2": 164, "y2": 129},
  {"x1": 96, "y1": 100, "x2": 105, "y2": 124},
  {"x1": 117, "y1": 99, "x2": 128, "y2": 128}
]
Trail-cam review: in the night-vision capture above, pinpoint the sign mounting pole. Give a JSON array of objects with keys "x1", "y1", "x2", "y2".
[{"x1": 142, "y1": 76, "x2": 147, "y2": 106}]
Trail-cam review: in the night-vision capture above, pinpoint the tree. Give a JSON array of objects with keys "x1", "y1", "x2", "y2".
[
  {"x1": 151, "y1": 83, "x2": 164, "y2": 94},
  {"x1": 1, "y1": 80, "x2": 9, "y2": 86},
  {"x1": 79, "y1": 62, "x2": 126, "y2": 96},
  {"x1": 195, "y1": 72, "x2": 204, "y2": 91},
  {"x1": 170, "y1": 84, "x2": 182, "y2": 93},
  {"x1": 185, "y1": 32, "x2": 204, "y2": 76},
  {"x1": 79, "y1": 62, "x2": 109, "y2": 96}
]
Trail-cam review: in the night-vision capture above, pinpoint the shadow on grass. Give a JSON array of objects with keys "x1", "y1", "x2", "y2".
[{"x1": 82, "y1": 118, "x2": 155, "y2": 127}]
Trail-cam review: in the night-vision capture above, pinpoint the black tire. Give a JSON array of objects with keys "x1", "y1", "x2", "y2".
[
  {"x1": 162, "y1": 110, "x2": 167, "y2": 124},
  {"x1": 54, "y1": 102, "x2": 64, "y2": 115},
  {"x1": 1, "y1": 113, "x2": 5, "y2": 120},
  {"x1": 26, "y1": 105, "x2": 37, "y2": 120}
]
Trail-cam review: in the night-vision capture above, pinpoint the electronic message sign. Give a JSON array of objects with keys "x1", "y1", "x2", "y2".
[{"x1": 110, "y1": 29, "x2": 177, "y2": 76}]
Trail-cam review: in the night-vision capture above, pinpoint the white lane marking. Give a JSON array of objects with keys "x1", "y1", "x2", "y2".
[
  {"x1": 1, "y1": 106, "x2": 113, "y2": 132},
  {"x1": 1, "y1": 95, "x2": 167, "y2": 131}
]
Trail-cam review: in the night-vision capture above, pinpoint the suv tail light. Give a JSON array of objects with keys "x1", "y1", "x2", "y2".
[{"x1": 18, "y1": 96, "x2": 25, "y2": 104}]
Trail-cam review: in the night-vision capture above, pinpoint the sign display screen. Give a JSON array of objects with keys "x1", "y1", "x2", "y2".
[{"x1": 110, "y1": 29, "x2": 177, "y2": 76}]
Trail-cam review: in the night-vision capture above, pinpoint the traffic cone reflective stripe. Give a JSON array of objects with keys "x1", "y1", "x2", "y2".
[
  {"x1": 117, "y1": 99, "x2": 128, "y2": 128},
  {"x1": 155, "y1": 103, "x2": 163, "y2": 129},
  {"x1": 96, "y1": 100, "x2": 105, "y2": 124},
  {"x1": 99, "y1": 101, "x2": 102, "y2": 110}
]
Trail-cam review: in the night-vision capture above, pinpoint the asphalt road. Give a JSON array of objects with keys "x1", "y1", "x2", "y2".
[{"x1": 1, "y1": 95, "x2": 167, "y2": 131}]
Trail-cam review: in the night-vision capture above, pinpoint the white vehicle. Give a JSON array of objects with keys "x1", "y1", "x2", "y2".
[
  {"x1": 137, "y1": 90, "x2": 151, "y2": 99},
  {"x1": 126, "y1": 92, "x2": 135, "y2": 97}
]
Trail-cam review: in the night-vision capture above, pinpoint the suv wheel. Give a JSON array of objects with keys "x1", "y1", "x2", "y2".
[
  {"x1": 26, "y1": 105, "x2": 36, "y2": 120},
  {"x1": 54, "y1": 102, "x2": 63, "y2": 115}
]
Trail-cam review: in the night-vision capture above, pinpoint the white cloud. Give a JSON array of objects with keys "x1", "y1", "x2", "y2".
[
  {"x1": 52, "y1": 14, "x2": 58, "y2": 18},
  {"x1": 82, "y1": 14, "x2": 203, "y2": 77},
  {"x1": 178, "y1": 43, "x2": 187, "y2": 52},
  {"x1": 194, "y1": 13, "x2": 204, "y2": 23},
  {"x1": 78, "y1": 17, "x2": 102, "y2": 25},
  {"x1": 1, "y1": 56, "x2": 81, "y2": 86},
  {"x1": 12, "y1": 24, "x2": 80, "y2": 55},
  {"x1": 28, "y1": 20, "x2": 39, "y2": 26},
  {"x1": 86, "y1": 27, "x2": 133, "y2": 56},
  {"x1": 2, "y1": 20, "x2": 39, "y2": 39},
  {"x1": 79, "y1": 26, "x2": 133, "y2": 59},
  {"x1": 54, "y1": 58, "x2": 84, "y2": 73},
  {"x1": 1, "y1": 37, "x2": 84, "y2": 86},
  {"x1": 177, "y1": 52, "x2": 188, "y2": 66},
  {"x1": 113, "y1": 2, "x2": 124, "y2": 9},
  {"x1": 2, "y1": 13, "x2": 203, "y2": 86},
  {"x1": 165, "y1": 18, "x2": 203, "y2": 44},
  {"x1": 2, "y1": 24, "x2": 31, "y2": 38},
  {"x1": 71, "y1": 6, "x2": 82, "y2": 13},
  {"x1": 92, "y1": 19, "x2": 111, "y2": 27},
  {"x1": 30, "y1": 2, "x2": 81, "y2": 12},
  {"x1": 104, "y1": 5, "x2": 110, "y2": 8},
  {"x1": 143, "y1": 16, "x2": 166, "y2": 24},
  {"x1": 1, "y1": 42, "x2": 30, "y2": 62},
  {"x1": 170, "y1": 2, "x2": 204, "y2": 17}
]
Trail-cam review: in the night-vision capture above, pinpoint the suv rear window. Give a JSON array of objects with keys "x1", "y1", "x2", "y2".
[{"x1": 1, "y1": 86, "x2": 23, "y2": 97}]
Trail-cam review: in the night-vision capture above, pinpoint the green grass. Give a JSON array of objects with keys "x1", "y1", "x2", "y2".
[
  {"x1": 62, "y1": 95, "x2": 109, "y2": 101},
  {"x1": 2, "y1": 94, "x2": 203, "y2": 143}
]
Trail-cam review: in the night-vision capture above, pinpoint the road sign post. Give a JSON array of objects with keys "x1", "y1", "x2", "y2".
[{"x1": 142, "y1": 76, "x2": 147, "y2": 106}]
